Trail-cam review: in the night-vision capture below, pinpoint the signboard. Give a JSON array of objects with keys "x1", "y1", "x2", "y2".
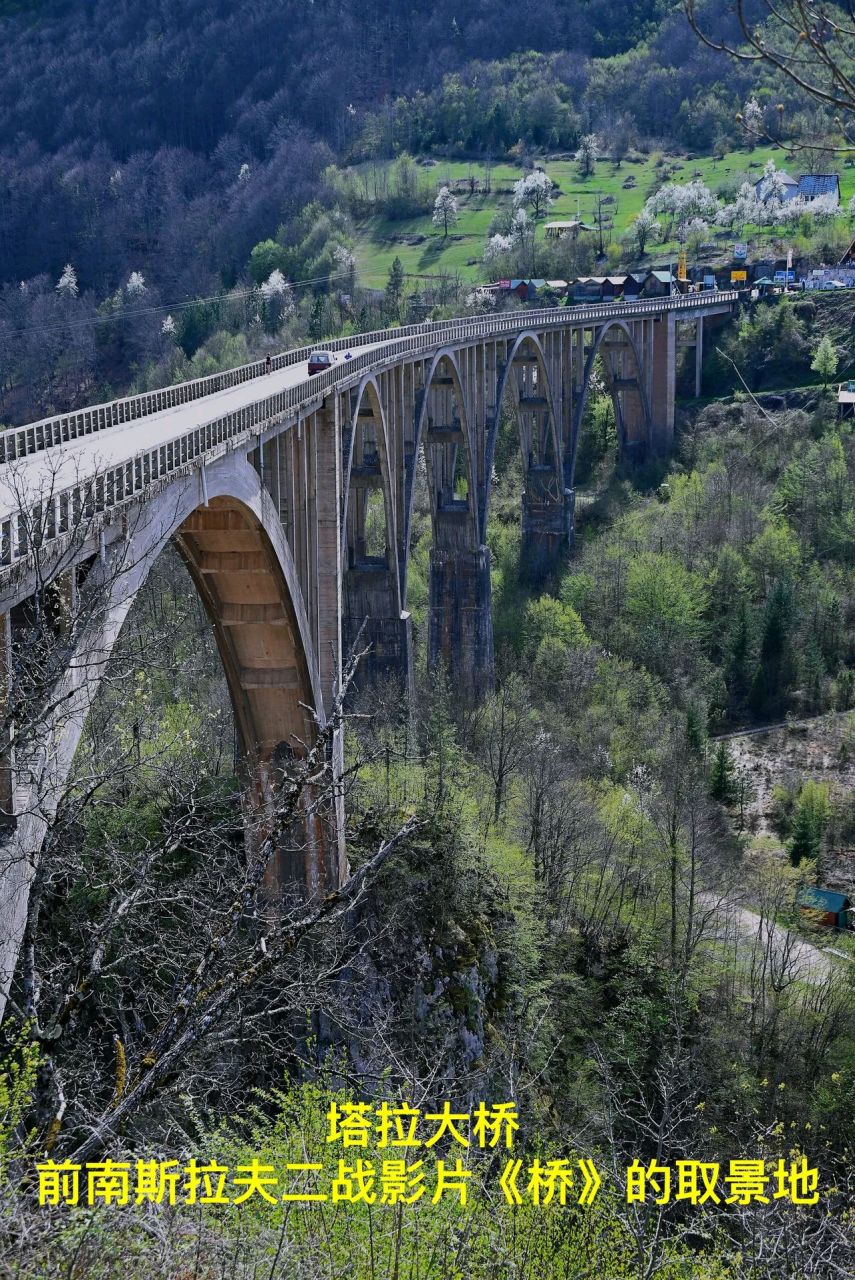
[
  {"x1": 773, "y1": 269, "x2": 795, "y2": 283},
  {"x1": 730, "y1": 270, "x2": 748, "y2": 283},
  {"x1": 733, "y1": 243, "x2": 748, "y2": 260}
]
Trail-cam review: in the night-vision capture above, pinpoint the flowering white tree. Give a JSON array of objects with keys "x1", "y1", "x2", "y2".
[
  {"x1": 485, "y1": 232, "x2": 514, "y2": 263},
  {"x1": 238, "y1": 163, "x2": 251, "y2": 184},
  {"x1": 629, "y1": 207, "x2": 661, "y2": 256},
  {"x1": 432, "y1": 186, "x2": 459, "y2": 238},
  {"x1": 575, "y1": 134, "x2": 599, "y2": 178},
  {"x1": 260, "y1": 269, "x2": 295, "y2": 326},
  {"x1": 333, "y1": 243, "x2": 357, "y2": 295},
  {"x1": 716, "y1": 182, "x2": 763, "y2": 233},
  {"x1": 510, "y1": 207, "x2": 531, "y2": 245},
  {"x1": 756, "y1": 158, "x2": 787, "y2": 206},
  {"x1": 260, "y1": 268, "x2": 289, "y2": 300},
  {"x1": 742, "y1": 97, "x2": 763, "y2": 132},
  {"x1": 125, "y1": 271, "x2": 146, "y2": 298},
  {"x1": 804, "y1": 192, "x2": 839, "y2": 224},
  {"x1": 513, "y1": 169, "x2": 553, "y2": 219},
  {"x1": 465, "y1": 286, "x2": 495, "y2": 310},
  {"x1": 56, "y1": 263, "x2": 78, "y2": 298},
  {"x1": 646, "y1": 179, "x2": 719, "y2": 229},
  {"x1": 161, "y1": 315, "x2": 176, "y2": 337},
  {"x1": 681, "y1": 217, "x2": 710, "y2": 254}
]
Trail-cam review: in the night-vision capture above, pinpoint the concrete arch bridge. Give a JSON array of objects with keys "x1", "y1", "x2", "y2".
[{"x1": 0, "y1": 291, "x2": 736, "y2": 1015}]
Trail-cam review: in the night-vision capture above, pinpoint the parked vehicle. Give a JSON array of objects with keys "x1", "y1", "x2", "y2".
[{"x1": 308, "y1": 350, "x2": 336, "y2": 375}]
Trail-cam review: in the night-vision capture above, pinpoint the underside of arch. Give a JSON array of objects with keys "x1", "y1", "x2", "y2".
[
  {"x1": 570, "y1": 321, "x2": 651, "y2": 482},
  {"x1": 341, "y1": 377, "x2": 410, "y2": 691},
  {"x1": 487, "y1": 332, "x2": 569, "y2": 577},
  {"x1": 174, "y1": 496, "x2": 317, "y2": 762},
  {"x1": 407, "y1": 350, "x2": 493, "y2": 701}
]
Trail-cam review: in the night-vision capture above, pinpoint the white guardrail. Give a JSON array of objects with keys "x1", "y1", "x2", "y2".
[{"x1": 0, "y1": 292, "x2": 737, "y2": 568}]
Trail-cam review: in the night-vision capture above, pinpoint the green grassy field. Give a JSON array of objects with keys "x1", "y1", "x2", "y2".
[{"x1": 353, "y1": 145, "x2": 855, "y2": 287}]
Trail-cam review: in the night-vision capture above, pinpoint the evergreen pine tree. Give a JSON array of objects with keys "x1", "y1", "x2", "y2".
[
  {"x1": 384, "y1": 256, "x2": 404, "y2": 322},
  {"x1": 685, "y1": 702, "x2": 706, "y2": 755},
  {"x1": 788, "y1": 781, "x2": 830, "y2": 866},
  {"x1": 749, "y1": 580, "x2": 794, "y2": 716},
  {"x1": 709, "y1": 740, "x2": 736, "y2": 803}
]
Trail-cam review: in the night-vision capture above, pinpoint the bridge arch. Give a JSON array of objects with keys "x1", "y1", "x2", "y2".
[
  {"x1": 485, "y1": 331, "x2": 562, "y2": 528},
  {"x1": 485, "y1": 331, "x2": 568, "y2": 580},
  {"x1": 405, "y1": 348, "x2": 479, "y2": 582},
  {"x1": 340, "y1": 376, "x2": 408, "y2": 687},
  {"x1": 0, "y1": 453, "x2": 331, "y2": 1012},
  {"x1": 403, "y1": 348, "x2": 493, "y2": 699},
  {"x1": 342, "y1": 375, "x2": 400, "y2": 585},
  {"x1": 570, "y1": 319, "x2": 652, "y2": 481}
]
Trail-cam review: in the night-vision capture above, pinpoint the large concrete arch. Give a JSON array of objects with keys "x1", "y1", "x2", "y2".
[
  {"x1": 340, "y1": 375, "x2": 409, "y2": 688},
  {"x1": 0, "y1": 450, "x2": 327, "y2": 1018},
  {"x1": 405, "y1": 348, "x2": 479, "y2": 580},
  {"x1": 569, "y1": 319, "x2": 652, "y2": 481},
  {"x1": 405, "y1": 348, "x2": 493, "y2": 698},
  {"x1": 485, "y1": 331, "x2": 569, "y2": 578},
  {"x1": 485, "y1": 331, "x2": 562, "y2": 522}
]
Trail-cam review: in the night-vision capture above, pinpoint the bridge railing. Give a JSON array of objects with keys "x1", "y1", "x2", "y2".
[
  {"x1": 0, "y1": 292, "x2": 737, "y2": 467},
  {"x1": 0, "y1": 292, "x2": 738, "y2": 568}
]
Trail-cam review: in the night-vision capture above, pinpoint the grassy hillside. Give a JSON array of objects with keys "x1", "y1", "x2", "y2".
[{"x1": 354, "y1": 144, "x2": 855, "y2": 285}]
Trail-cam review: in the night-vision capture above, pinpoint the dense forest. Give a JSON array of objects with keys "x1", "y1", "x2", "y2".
[
  {"x1": 0, "y1": 0, "x2": 810, "y2": 423},
  {"x1": 1, "y1": 2, "x2": 855, "y2": 1278}
]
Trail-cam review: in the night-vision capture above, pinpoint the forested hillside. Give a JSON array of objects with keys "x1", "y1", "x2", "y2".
[
  {"x1": 0, "y1": 0, "x2": 838, "y2": 424},
  {"x1": 0, "y1": 0, "x2": 667, "y2": 282}
]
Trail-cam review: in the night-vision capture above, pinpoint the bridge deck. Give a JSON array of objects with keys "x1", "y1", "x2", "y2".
[
  {"x1": 0, "y1": 340, "x2": 387, "y2": 523},
  {"x1": 0, "y1": 293, "x2": 737, "y2": 537}
]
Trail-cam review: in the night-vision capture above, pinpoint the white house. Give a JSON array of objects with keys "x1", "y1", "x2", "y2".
[{"x1": 753, "y1": 169, "x2": 799, "y2": 202}]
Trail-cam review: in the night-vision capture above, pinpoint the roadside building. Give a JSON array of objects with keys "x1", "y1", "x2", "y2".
[
  {"x1": 796, "y1": 174, "x2": 840, "y2": 203},
  {"x1": 623, "y1": 272, "x2": 646, "y2": 299},
  {"x1": 797, "y1": 887, "x2": 853, "y2": 931},
  {"x1": 754, "y1": 170, "x2": 799, "y2": 202},
  {"x1": 544, "y1": 220, "x2": 596, "y2": 240},
  {"x1": 837, "y1": 379, "x2": 855, "y2": 420},
  {"x1": 641, "y1": 269, "x2": 675, "y2": 298}
]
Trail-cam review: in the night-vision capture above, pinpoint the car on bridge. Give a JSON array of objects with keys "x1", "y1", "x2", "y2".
[{"x1": 308, "y1": 349, "x2": 337, "y2": 375}]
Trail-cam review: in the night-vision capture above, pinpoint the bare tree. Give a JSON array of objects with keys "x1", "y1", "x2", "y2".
[
  {"x1": 470, "y1": 672, "x2": 533, "y2": 822},
  {"x1": 685, "y1": 2, "x2": 855, "y2": 137}
]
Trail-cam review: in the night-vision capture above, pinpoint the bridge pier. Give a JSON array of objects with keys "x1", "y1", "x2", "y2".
[
  {"x1": 649, "y1": 312, "x2": 677, "y2": 454},
  {"x1": 520, "y1": 467, "x2": 572, "y2": 582},
  {"x1": 343, "y1": 564, "x2": 413, "y2": 698},
  {"x1": 428, "y1": 540, "x2": 494, "y2": 702}
]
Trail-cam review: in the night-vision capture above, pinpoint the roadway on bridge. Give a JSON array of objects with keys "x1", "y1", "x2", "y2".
[{"x1": 0, "y1": 341, "x2": 388, "y2": 523}]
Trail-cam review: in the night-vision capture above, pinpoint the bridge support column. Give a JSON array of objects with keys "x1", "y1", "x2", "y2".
[
  {"x1": 428, "y1": 542, "x2": 494, "y2": 702},
  {"x1": 521, "y1": 467, "x2": 572, "y2": 583},
  {"x1": 343, "y1": 568, "x2": 413, "y2": 700},
  {"x1": 649, "y1": 312, "x2": 676, "y2": 455},
  {"x1": 316, "y1": 398, "x2": 347, "y2": 889}
]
